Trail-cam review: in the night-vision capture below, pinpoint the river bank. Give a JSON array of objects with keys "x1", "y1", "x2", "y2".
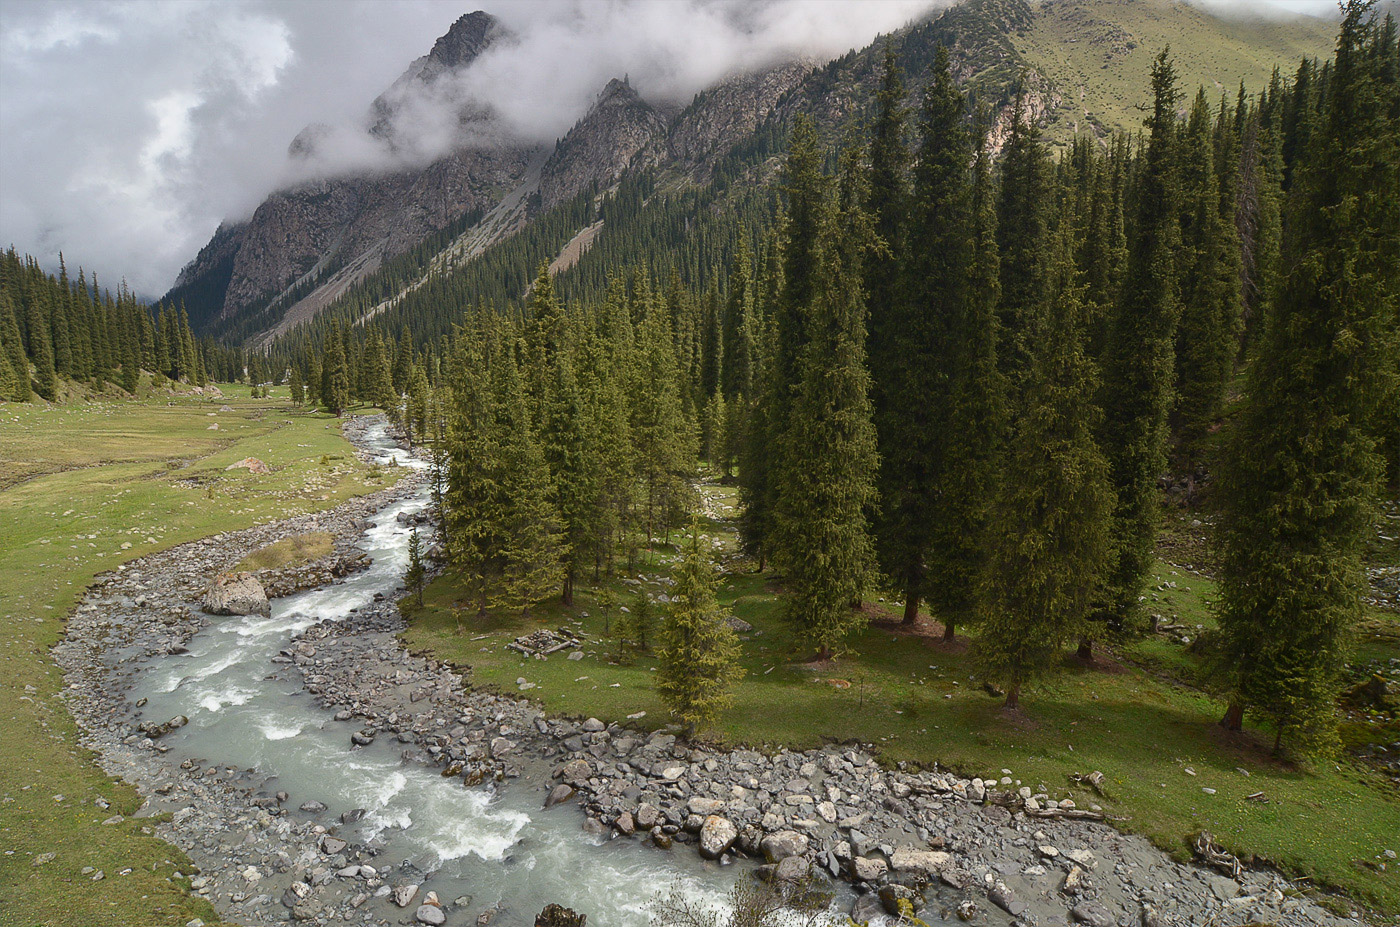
[{"x1": 53, "y1": 417, "x2": 1367, "y2": 927}]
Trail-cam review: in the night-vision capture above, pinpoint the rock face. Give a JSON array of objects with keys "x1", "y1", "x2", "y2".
[
  {"x1": 202, "y1": 571, "x2": 270, "y2": 616},
  {"x1": 538, "y1": 78, "x2": 667, "y2": 211}
]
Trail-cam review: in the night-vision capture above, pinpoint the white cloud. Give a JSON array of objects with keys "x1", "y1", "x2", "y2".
[{"x1": 0, "y1": 0, "x2": 1330, "y2": 299}]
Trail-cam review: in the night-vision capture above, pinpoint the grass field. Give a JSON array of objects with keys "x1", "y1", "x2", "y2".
[
  {"x1": 404, "y1": 482, "x2": 1400, "y2": 918},
  {"x1": 1015, "y1": 0, "x2": 1338, "y2": 147},
  {"x1": 0, "y1": 387, "x2": 392, "y2": 927}
]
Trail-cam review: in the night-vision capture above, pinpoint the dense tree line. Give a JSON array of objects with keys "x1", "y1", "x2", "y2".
[
  {"x1": 0, "y1": 248, "x2": 247, "y2": 400},
  {"x1": 297, "y1": 2, "x2": 1394, "y2": 753},
  {"x1": 743, "y1": 2, "x2": 1395, "y2": 742}
]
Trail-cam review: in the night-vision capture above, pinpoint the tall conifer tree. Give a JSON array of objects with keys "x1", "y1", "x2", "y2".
[{"x1": 1216, "y1": 1, "x2": 1397, "y2": 754}]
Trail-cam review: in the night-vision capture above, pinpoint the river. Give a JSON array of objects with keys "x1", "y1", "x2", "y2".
[{"x1": 127, "y1": 422, "x2": 771, "y2": 926}]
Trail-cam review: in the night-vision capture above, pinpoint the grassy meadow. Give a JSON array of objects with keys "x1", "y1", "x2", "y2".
[
  {"x1": 404, "y1": 482, "x2": 1400, "y2": 918},
  {"x1": 1014, "y1": 0, "x2": 1337, "y2": 147},
  {"x1": 0, "y1": 387, "x2": 392, "y2": 927}
]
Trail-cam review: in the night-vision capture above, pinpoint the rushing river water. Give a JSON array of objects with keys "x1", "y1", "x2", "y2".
[{"x1": 129, "y1": 423, "x2": 779, "y2": 926}]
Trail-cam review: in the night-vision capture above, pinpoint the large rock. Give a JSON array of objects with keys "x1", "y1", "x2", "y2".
[
  {"x1": 760, "y1": 831, "x2": 809, "y2": 863},
  {"x1": 203, "y1": 571, "x2": 270, "y2": 616},
  {"x1": 536, "y1": 904, "x2": 587, "y2": 927},
  {"x1": 699, "y1": 815, "x2": 738, "y2": 859},
  {"x1": 852, "y1": 856, "x2": 888, "y2": 882},
  {"x1": 889, "y1": 846, "x2": 952, "y2": 878},
  {"x1": 416, "y1": 905, "x2": 447, "y2": 926}
]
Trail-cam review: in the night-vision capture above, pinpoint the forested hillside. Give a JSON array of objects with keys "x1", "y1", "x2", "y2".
[{"x1": 281, "y1": 2, "x2": 1400, "y2": 759}]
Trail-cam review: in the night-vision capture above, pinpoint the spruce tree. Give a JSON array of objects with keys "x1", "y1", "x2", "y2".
[
  {"x1": 995, "y1": 97, "x2": 1053, "y2": 384},
  {"x1": 0, "y1": 333, "x2": 16, "y2": 401},
  {"x1": 770, "y1": 145, "x2": 880, "y2": 659},
  {"x1": 405, "y1": 528, "x2": 426, "y2": 608},
  {"x1": 925, "y1": 118, "x2": 1005, "y2": 642},
  {"x1": 0, "y1": 294, "x2": 31, "y2": 401},
  {"x1": 321, "y1": 325, "x2": 350, "y2": 415},
  {"x1": 444, "y1": 325, "x2": 510, "y2": 620},
  {"x1": 655, "y1": 529, "x2": 743, "y2": 736},
  {"x1": 978, "y1": 223, "x2": 1113, "y2": 710},
  {"x1": 1215, "y1": 1, "x2": 1397, "y2": 755},
  {"x1": 289, "y1": 364, "x2": 305, "y2": 405},
  {"x1": 869, "y1": 45, "x2": 960, "y2": 625},
  {"x1": 1175, "y1": 89, "x2": 1243, "y2": 452},
  {"x1": 497, "y1": 357, "x2": 566, "y2": 618},
  {"x1": 407, "y1": 362, "x2": 430, "y2": 446},
  {"x1": 1098, "y1": 50, "x2": 1183, "y2": 638}
]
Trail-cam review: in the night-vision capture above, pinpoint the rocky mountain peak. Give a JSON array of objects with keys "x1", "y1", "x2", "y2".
[
  {"x1": 428, "y1": 11, "x2": 503, "y2": 70},
  {"x1": 596, "y1": 76, "x2": 639, "y2": 107}
]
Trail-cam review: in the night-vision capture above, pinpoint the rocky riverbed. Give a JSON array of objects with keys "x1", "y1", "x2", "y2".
[{"x1": 54, "y1": 416, "x2": 1368, "y2": 927}]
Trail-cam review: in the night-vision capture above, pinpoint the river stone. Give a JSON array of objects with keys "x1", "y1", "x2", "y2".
[
  {"x1": 699, "y1": 815, "x2": 738, "y2": 859},
  {"x1": 320, "y1": 836, "x2": 347, "y2": 855},
  {"x1": 490, "y1": 737, "x2": 515, "y2": 757},
  {"x1": 559, "y1": 759, "x2": 591, "y2": 785},
  {"x1": 688, "y1": 796, "x2": 725, "y2": 816},
  {"x1": 890, "y1": 846, "x2": 952, "y2": 877},
  {"x1": 393, "y1": 883, "x2": 420, "y2": 907},
  {"x1": 615, "y1": 812, "x2": 636, "y2": 835},
  {"x1": 988, "y1": 881, "x2": 1025, "y2": 917},
  {"x1": 203, "y1": 571, "x2": 270, "y2": 616},
  {"x1": 1071, "y1": 901, "x2": 1115, "y2": 927},
  {"x1": 760, "y1": 831, "x2": 808, "y2": 862},
  {"x1": 416, "y1": 904, "x2": 447, "y2": 926},
  {"x1": 299, "y1": 800, "x2": 327, "y2": 814},
  {"x1": 774, "y1": 856, "x2": 809, "y2": 882},
  {"x1": 582, "y1": 718, "x2": 605, "y2": 732},
  {"x1": 635, "y1": 802, "x2": 659, "y2": 828},
  {"x1": 851, "y1": 894, "x2": 883, "y2": 922},
  {"x1": 545, "y1": 784, "x2": 575, "y2": 808},
  {"x1": 852, "y1": 856, "x2": 888, "y2": 882}
]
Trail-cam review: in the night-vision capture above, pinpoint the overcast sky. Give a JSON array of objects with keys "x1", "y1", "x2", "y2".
[{"x1": 0, "y1": 0, "x2": 1339, "y2": 299}]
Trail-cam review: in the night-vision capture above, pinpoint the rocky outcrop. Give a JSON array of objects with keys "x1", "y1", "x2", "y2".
[
  {"x1": 637, "y1": 59, "x2": 814, "y2": 183},
  {"x1": 202, "y1": 571, "x2": 270, "y2": 616},
  {"x1": 538, "y1": 77, "x2": 667, "y2": 211}
]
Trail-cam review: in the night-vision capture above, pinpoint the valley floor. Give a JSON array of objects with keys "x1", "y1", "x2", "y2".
[
  {"x1": 403, "y1": 480, "x2": 1400, "y2": 919},
  {"x1": 0, "y1": 388, "x2": 392, "y2": 927}
]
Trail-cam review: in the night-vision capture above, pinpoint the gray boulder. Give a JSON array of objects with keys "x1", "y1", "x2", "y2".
[
  {"x1": 760, "y1": 830, "x2": 809, "y2": 862},
  {"x1": 699, "y1": 815, "x2": 737, "y2": 859},
  {"x1": 416, "y1": 905, "x2": 447, "y2": 926},
  {"x1": 203, "y1": 571, "x2": 270, "y2": 616}
]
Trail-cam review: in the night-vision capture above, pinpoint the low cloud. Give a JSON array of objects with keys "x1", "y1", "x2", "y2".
[{"x1": 1, "y1": 0, "x2": 1325, "y2": 298}]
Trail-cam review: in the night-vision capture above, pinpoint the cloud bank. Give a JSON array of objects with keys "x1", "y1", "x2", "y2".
[
  {"x1": 0, "y1": 0, "x2": 1337, "y2": 298},
  {"x1": 0, "y1": 0, "x2": 935, "y2": 298}
]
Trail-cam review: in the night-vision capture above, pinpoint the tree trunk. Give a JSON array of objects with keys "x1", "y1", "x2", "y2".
[
  {"x1": 1077, "y1": 638, "x2": 1093, "y2": 661},
  {"x1": 943, "y1": 618, "x2": 955, "y2": 642},
  {"x1": 1004, "y1": 683, "x2": 1020, "y2": 711},
  {"x1": 902, "y1": 594, "x2": 920, "y2": 626},
  {"x1": 562, "y1": 572, "x2": 574, "y2": 608},
  {"x1": 1220, "y1": 701, "x2": 1244, "y2": 731}
]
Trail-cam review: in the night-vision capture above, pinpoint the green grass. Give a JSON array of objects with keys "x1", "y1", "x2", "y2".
[
  {"x1": 404, "y1": 482, "x2": 1400, "y2": 918},
  {"x1": 233, "y1": 531, "x2": 334, "y2": 573},
  {"x1": 0, "y1": 389, "x2": 395, "y2": 927},
  {"x1": 1013, "y1": 0, "x2": 1337, "y2": 148}
]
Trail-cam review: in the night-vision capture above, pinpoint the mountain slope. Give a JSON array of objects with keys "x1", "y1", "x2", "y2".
[
  {"x1": 167, "y1": 0, "x2": 1337, "y2": 347},
  {"x1": 1014, "y1": 0, "x2": 1338, "y2": 142}
]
